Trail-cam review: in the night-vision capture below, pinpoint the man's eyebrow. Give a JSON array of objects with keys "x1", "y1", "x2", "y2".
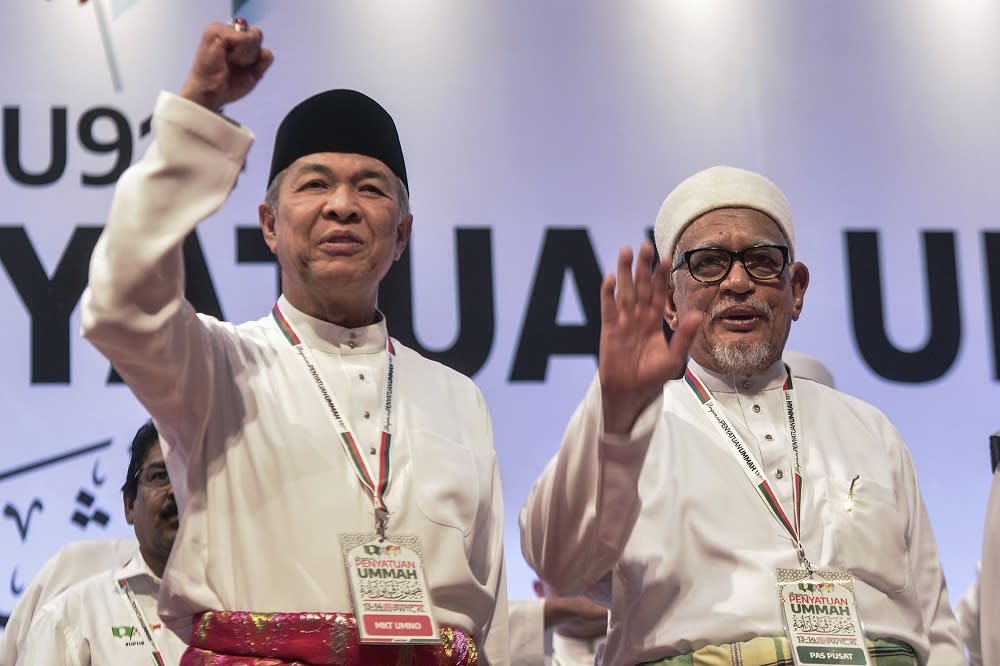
[
  {"x1": 354, "y1": 168, "x2": 392, "y2": 183},
  {"x1": 288, "y1": 164, "x2": 391, "y2": 184},
  {"x1": 684, "y1": 241, "x2": 723, "y2": 252},
  {"x1": 683, "y1": 238, "x2": 781, "y2": 252},
  {"x1": 290, "y1": 163, "x2": 335, "y2": 179}
]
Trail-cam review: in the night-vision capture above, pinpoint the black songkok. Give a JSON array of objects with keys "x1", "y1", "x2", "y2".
[{"x1": 267, "y1": 89, "x2": 407, "y2": 192}]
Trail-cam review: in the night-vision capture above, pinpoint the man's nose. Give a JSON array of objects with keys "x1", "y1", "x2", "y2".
[
  {"x1": 322, "y1": 185, "x2": 361, "y2": 221},
  {"x1": 719, "y1": 259, "x2": 755, "y2": 293}
]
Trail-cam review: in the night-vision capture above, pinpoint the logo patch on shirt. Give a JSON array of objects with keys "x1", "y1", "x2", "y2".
[{"x1": 110, "y1": 625, "x2": 146, "y2": 646}]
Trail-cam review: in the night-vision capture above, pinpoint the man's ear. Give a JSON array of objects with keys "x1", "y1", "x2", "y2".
[
  {"x1": 123, "y1": 492, "x2": 135, "y2": 527},
  {"x1": 664, "y1": 277, "x2": 681, "y2": 330},
  {"x1": 394, "y1": 213, "x2": 413, "y2": 261},
  {"x1": 259, "y1": 203, "x2": 278, "y2": 255},
  {"x1": 789, "y1": 261, "x2": 810, "y2": 321}
]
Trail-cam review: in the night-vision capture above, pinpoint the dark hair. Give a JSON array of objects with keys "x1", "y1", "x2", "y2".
[{"x1": 121, "y1": 420, "x2": 160, "y2": 500}]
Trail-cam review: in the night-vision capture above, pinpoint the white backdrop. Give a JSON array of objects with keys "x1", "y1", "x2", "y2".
[{"x1": 1, "y1": 0, "x2": 996, "y2": 627}]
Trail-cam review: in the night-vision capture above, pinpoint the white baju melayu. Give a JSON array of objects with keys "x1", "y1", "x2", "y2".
[
  {"x1": 80, "y1": 92, "x2": 508, "y2": 664},
  {"x1": 15, "y1": 554, "x2": 186, "y2": 665},
  {"x1": 979, "y1": 470, "x2": 1000, "y2": 666},
  {"x1": 0, "y1": 538, "x2": 138, "y2": 665},
  {"x1": 520, "y1": 360, "x2": 964, "y2": 666}
]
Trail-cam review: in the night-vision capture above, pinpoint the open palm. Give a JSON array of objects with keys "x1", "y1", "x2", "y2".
[{"x1": 599, "y1": 241, "x2": 700, "y2": 433}]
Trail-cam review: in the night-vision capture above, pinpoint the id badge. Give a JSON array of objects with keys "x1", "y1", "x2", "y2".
[
  {"x1": 341, "y1": 533, "x2": 440, "y2": 644},
  {"x1": 777, "y1": 568, "x2": 872, "y2": 666}
]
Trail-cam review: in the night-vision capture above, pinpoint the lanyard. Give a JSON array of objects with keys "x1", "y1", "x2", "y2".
[
  {"x1": 684, "y1": 364, "x2": 812, "y2": 572},
  {"x1": 116, "y1": 577, "x2": 165, "y2": 666},
  {"x1": 272, "y1": 303, "x2": 396, "y2": 538}
]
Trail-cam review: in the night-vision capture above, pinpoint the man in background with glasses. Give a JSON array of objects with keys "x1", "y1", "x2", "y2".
[
  {"x1": 16, "y1": 421, "x2": 185, "y2": 665},
  {"x1": 520, "y1": 166, "x2": 964, "y2": 666}
]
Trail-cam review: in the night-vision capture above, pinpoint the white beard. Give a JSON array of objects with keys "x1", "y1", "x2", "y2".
[{"x1": 708, "y1": 340, "x2": 775, "y2": 377}]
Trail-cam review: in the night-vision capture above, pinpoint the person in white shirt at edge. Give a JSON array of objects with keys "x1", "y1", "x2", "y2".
[
  {"x1": 954, "y1": 564, "x2": 982, "y2": 666},
  {"x1": 977, "y1": 469, "x2": 1000, "y2": 666},
  {"x1": 519, "y1": 166, "x2": 966, "y2": 666},
  {"x1": 508, "y1": 580, "x2": 609, "y2": 666},
  {"x1": 16, "y1": 422, "x2": 185, "y2": 665},
  {"x1": 0, "y1": 539, "x2": 137, "y2": 665},
  {"x1": 79, "y1": 19, "x2": 506, "y2": 666},
  {"x1": 953, "y1": 439, "x2": 1000, "y2": 666}
]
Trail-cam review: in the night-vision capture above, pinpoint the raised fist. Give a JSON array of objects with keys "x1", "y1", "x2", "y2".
[{"x1": 179, "y1": 21, "x2": 274, "y2": 112}]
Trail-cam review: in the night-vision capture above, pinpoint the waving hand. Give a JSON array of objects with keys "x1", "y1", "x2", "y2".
[{"x1": 599, "y1": 241, "x2": 700, "y2": 433}]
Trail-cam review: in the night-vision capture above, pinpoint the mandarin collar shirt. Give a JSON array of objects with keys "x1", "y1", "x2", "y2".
[
  {"x1": 81, "y1": 92, "x2": 509, "y2": 664},
  {"x1": 0, "y1": 538, "x2": 138, "y2": 665},
  {"x1": 275, "y1": 296, "x2": 392, "y2": 483},
  {"x1": 520, "y1": 360, "x2": 965, "y2": 665},
  {"x1": 15, "y1": 554, "x2": 186, "y2": 665}
]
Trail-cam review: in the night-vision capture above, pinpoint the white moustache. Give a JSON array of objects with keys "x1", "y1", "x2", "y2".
[{"x1": 709, "y1": 300, "x2": 772, "y2": 320}]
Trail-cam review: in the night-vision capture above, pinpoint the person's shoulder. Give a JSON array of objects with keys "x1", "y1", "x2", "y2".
[
  {"x1": 797, "y1": 379, "x2": 908, "y2": 454},
  {"x1": 391, "y1": 338, "x2": 482, "y2": 392},
  {"x1": 799, "y1": 378, "x2": 889, "y2": 418},
  {"x1": 195, "y1": 310, "x2": 288, "y2": 355},
  {"x1": 195, "y1": 310, "x2": 268, "y2": 334},
  {"x1": 35, "y1": 538, "x2": 138, "y2": 596},
  {"x1": 49, "y1": 538, "x2": 138, "y2": 565},
  {"x1": 32, "y1": 565, "x2": 115, "y2": 622}
]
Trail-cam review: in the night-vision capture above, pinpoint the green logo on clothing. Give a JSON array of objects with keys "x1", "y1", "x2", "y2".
[{"x1": 111, "y1": 625, "x2": 137, "y2": 639}]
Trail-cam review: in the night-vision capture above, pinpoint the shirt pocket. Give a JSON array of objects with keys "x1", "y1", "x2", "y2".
[
  {"x1": 408, "y1": 434, "x2": 482, "y2": 537},
  {"x1": 822, "y1": 476, "x2": 909, "y2": 595}
]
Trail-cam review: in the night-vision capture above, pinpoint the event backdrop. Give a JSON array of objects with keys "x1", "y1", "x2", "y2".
[{"x1": 1, "y1": 0, "x2": 997, "y2": 627}]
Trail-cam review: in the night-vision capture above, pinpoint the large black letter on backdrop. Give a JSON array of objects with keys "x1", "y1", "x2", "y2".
[
  {"x1": 846, "y1": 230, "x2": 960, "y2": 382},
  {"x1": 0, "y1": 227, "x2": 224, "y2": 384},
  {"x1": 236, "y1": 226, "x2": 280, "y2": 296},
  {"x1": 985, "y1": 231, "x2": 1000, "y2": 380},
  {"x1": 510, "y1": 228, "x2": 602, "y2": 381},
  {"x1": 378, "y1": 228, "x2": 494, "y2": 377},
  {"x1": 3, "y1": 107, "x2": 68, "y2": 185},
  {"x1": 0, "y1": 226, "x2": 101, "y2": 383}
]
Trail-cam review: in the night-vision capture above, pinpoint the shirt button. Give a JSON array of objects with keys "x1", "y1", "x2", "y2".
[
  {"x1": 752, "y1": 404, "x2": 761, "y2": 413},
  {"x1": 364, "y1": 410, "x2": 371, "y2": 419},
  {"x1": 775, "y1": 469, "x2": 784, "y2": 479},
  {"x1": 742, "y1": 381, "x2": 751, "y2": 390},
  {"x1": 369, "y1": 446, "x2": 376, "y2": 455},
  {"x1": 764, "y1": 434, "x2": 774, "y2": 441},
  {"x1": 358, "y1": 373, "x2": 365, "y2": 381},
  {"x1": 350, "y1": 332, "x2": 358, "y2": 339},
  {"x1": 347, "y1": 340, "x2": 356, "y2": 349}
]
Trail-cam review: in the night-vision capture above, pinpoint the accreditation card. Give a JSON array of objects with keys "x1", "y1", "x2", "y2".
[
  {"x1": 341, "y1": 533, "x2": 440, "y2": 644},
  {"x1": 777, "y1": 567, "x2": 872, "y2": 666}
]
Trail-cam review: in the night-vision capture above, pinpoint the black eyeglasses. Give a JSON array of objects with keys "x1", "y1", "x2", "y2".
[
  {"x1": 134, "y1": 463, "x2": 171, "y2": 489},
  {"x1": 671, "y1": 244, "x2": 789, "y2": 284}
]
